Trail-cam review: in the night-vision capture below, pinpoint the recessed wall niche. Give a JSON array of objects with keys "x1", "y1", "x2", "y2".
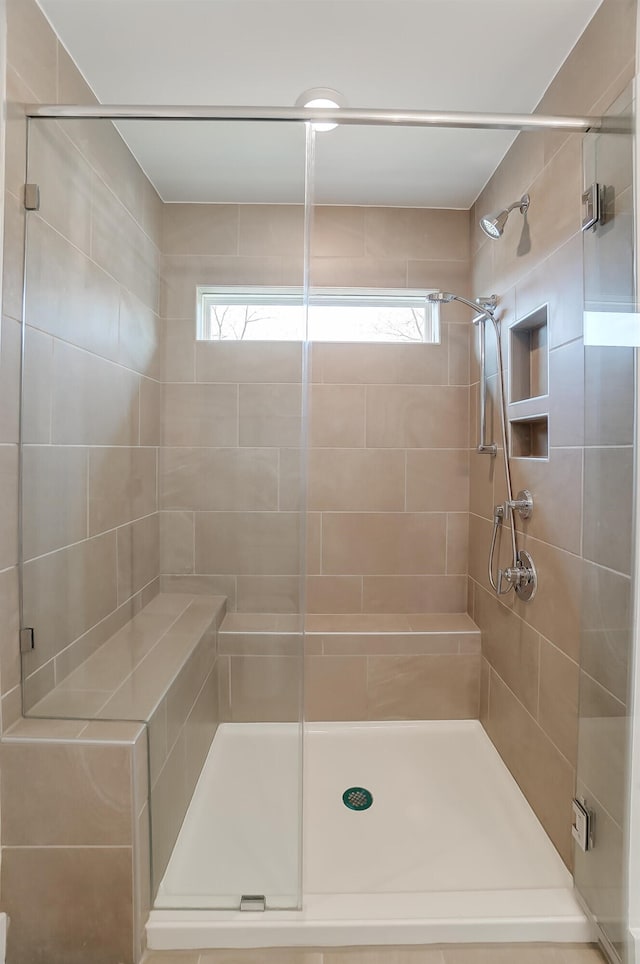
[
  {"x1": 510, "y1": 416, "x2": 549, "y2": 459},
  {"x1": 509, "y1": 305, "x2": 549, "y2": 403}
]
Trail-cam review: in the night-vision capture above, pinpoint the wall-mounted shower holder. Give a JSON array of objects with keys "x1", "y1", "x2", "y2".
[{"x1": 506, "y1": 489, "x2": 533, "y2": 520}]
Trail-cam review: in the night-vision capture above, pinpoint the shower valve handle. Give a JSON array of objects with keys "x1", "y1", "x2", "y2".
[{"x1": 505, "y1": 489, "x2": 533, "y2": 520}]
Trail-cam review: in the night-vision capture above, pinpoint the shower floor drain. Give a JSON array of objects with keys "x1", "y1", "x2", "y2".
[{"x1": 342, "y1": 787, "x2": 373, "y2": 811}]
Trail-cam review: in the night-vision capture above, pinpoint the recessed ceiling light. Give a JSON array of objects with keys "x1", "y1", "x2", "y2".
[{"x1": 295, "y1": 87, "x2": 345, "y2": 132}]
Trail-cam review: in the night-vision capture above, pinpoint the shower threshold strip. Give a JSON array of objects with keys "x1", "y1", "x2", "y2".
[{"x1": 147, "y1": 721, "x2": 593, "y2": 949}]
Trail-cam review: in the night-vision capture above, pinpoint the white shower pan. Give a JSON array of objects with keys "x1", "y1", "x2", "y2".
[{"x1": 147, "y1": 720, "x2": 592, "y2": 949}]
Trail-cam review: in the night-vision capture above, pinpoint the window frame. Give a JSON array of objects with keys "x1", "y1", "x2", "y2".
[{"x1": 196, "y1": 286, "x2": 441, "y2": 343}]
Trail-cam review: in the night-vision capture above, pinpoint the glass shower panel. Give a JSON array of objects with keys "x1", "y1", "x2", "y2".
[
  {"x1": 577, "y1": 85, "x2": 635, "y2": 963},
  {"x1": 20, "y1": 116, "x2": 308, "y2": 911}
]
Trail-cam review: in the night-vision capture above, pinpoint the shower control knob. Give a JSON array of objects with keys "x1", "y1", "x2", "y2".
[{"x1": 506, "y1": 489, "x2": 533, "y2": 520}]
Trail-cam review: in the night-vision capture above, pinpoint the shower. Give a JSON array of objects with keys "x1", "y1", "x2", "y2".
[
  {"x1": 479, "y1": 193, "x2": 530, "y2": 240},
  {"x1": 428, "y1": 291, "x2": 537, "y2": 601}
]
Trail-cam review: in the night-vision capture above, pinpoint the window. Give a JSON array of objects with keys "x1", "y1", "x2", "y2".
[{"x1": 197, "y1": 287, "x2": 440, "y2": 343}]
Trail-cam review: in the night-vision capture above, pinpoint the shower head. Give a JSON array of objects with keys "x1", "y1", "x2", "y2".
[
  {"x1": 479, "y1": 194, "x2": 530, "y2": 240},
  {"x1": 426, "y1": 291, "x2": 456, "y2": 303},
  {"x1": 428, "y1": 291, "x2": 497, "y2": 321}
]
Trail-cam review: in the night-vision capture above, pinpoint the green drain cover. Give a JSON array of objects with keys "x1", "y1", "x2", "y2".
[{"x1": 342, "y1": 787, "x2": 373, "y2": 811}]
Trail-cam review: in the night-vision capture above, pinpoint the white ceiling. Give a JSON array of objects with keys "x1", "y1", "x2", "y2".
[{"x1": 37, "y1": 0, "x2": 604, "y2": 207}]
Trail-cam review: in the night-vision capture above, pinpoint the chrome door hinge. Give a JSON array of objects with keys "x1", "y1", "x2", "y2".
[
  {"x1": 240, "y1": 895, "x2": 266, "y2": 912},
  {"x1": 20, "y1": 628, "x2": 35, "y2": 653},
  {"x1": 572, "y1": 797, "x2": 594, "y2": 852},
  {"x1": 24, "y1": 183, "x2": 40, "y2": 211}
]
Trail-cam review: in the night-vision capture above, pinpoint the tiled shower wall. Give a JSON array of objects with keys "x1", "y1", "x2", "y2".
[
  {"x1": 160, "y1": 203, "x2": 473, "y2": 615},
  {"x1": 469, "y1": 0, "x2": 637, "y2": 868},
  {"x1": 0, "y1": 1, "x2": 163, "y2": 727}
]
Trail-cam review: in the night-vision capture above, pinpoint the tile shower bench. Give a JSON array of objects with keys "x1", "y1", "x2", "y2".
[
  {"x1": 2, "y1": 601, "x2": 481, "y2": 963},
  {"x1": 1, "y1": 592, "x2": 226, "y2": 964},
  {"x1": 218, "y1": 611, "x2": 482, "y2": 721}
]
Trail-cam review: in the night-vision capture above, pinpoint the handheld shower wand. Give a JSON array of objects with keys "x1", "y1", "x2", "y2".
[{"x1": 427, "y1": 291, "x2": 537, "y2": 601}]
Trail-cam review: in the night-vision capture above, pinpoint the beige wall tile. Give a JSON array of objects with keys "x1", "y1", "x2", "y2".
[
  {"x1": 475, "y1": 585, "x2": 539, "y2": 716},
  {"x1": 407, "y1": 258, "x2": 470, "y2": 293},
  {"x1": 539, "y1": 638, "x2": 579, "y2": 766},
  {"x1": 313, "y1": 342, "x2": 448, "y2": 386},
  {"x1": 367, "y1": 654, "x2": 480, "y2": 720},
  {"x1": 305, "y1": 655, "x2": 368, "y2": 720},
  {"x1": 117, "y1": 513, "x2": 160, "y2": 605},
  {"x1": 584, "y1": 345, "x2": 635, "y2": 447},
  {"x1": 446, "y1": 513, "x2": 469, "y2": 575},
  {"x1": 239, "y1": 383, "x2": 302, "y2": 447},
  {"x1": 549, "y1": 339, "x2": 584, "y2": 447},
  {"x1": 581, "y1": 560, "x2": 630, "y2": 704},
  {"x1": 150, "y1": 732, "x2": 188, "y2": 890},
  {"x1": 163, "y1": 318, "x2": 196, "y2": 382},
  {"x1": 195, "y1": 512, "x2": 300, "y2": 575},
  {"x1": 29, "y1": 121, "x2": 93, "y2": 255},
  {"x1": 239, "y1": 204, "x2": 304, "y2": 257},
  {"x1": 484, "y1": 671, "x2": 575, "y2": 867},
  {"x1": 228, "y1": 655, "x2": 301, "y2": 722},
  {"x1": 196, "y1": 340, "x2": 303, "y2": 384},
  {"x1": 162, "y1": 203, "x2": 238, "y2": 256},
  {"x1": 91, "y1": 174, "x2": 159, "y2": 310},
  {"x1": 27, "y1": 215, "x2": 120, "y2": 362},
  {"x1": 89, "y1": 447, "x2": 157, "y2": 535},
  {"x1": 515, "y1": 233, "x2": 583, "y2": 350},
  {"x1": 310, "y1": 256, "x2": 406, "y2": 289},
  {"x1": 236, "y1": 576, "x2": 300, "y2": 613},
  {"x1": 161, "y1": 447, "x2": 278, "y2": 511},
  {"x1": 577, "y1": 671, "x2": 627, "y2": 827},
  {"x1": 2, "y1": 846, "x2": 134, "y2": 964},
  {"x1": 5, "y1": 67, "x2": 32, "y2": 203},
  {"x1": 512, "y1": 535, "x2": 581, "y2": 662},
  {"x1": 52, "y1": 341, "x2": 140, "y2": 446},
  {"x1": 405, "y1": 450, "x2": 469, "y2": 512},
  {"x1": 140, "y1": 377, "x2": 162, "y2": 447},
  {"x1": 24, "y1": 532, "x2": 116, "y2": 672},
  {"x1": 119, "y1": 290, "x2": 162, "y2": 380},
  {"x1": 583, "y1": 446, "x2": 633, "y2": 575},
  {"x1": 308, "y1": 449, "x2": 405, "y2": 512},
  {"x1": 364, "y1": 207, "x2": 469, "y2": 262},
  {"x1": 493, "y1": 137, "x2": 582, "y2": 291},
  {"x1": 161, "y1": 255, "x2": 288, "y2": 319},
  {"x1": 366, "y1": 385, "x2": 468, "y2": 448},
  {"x1": 362, "y1": 575, "x2": 467, "y2": 613},
  {"x1": 163, "y1": 382, "x2": 238, "y2": 447},
  {"x1": 310, "y1": 384, "x2": 366, "y2": 447},
  {"x1": 22, "y1": 445, "x2": 88, "y2": 559},
  {"x1": 0, "y1": 566, "x2": 21, "y2": 697},
  {"x1": 185, "y1": 663, "x2": 219, "y2": 793},
  {"x1": 510, "y1": 448, "x2": 582, "y2": 555},
  {"x1": 0, "y1": 316, "x2": 20, "y2": 444},
  {"x1": 7, "y1": 0, "x2": 57, "y2": 102},
  {"x1": 1, "y1": 742, "x2": 132, "y2": 845},
  {"x1": 160, "y1": 511, "x2": 194, "y2": 575},
  {"x1": 0, "y1": 445, "x2": 18, "y2": 571},
  {"x1": 448, "y1": 322, "x2": 470, "y2": 386},
  {"x1": 322, "y1": 512, "x2": 446, "y2": 576},
  {"x1": 306, "y1": 576, "x2": 362, "y2": 614},
  {"x1": 22, "y1": 325, "x2": 54, "y2": 444},
  {"x1": 311, "y1": 206, "x2": 365, "y2": 257},
  {"x1": 3, "y1": 190, "x2": 25, "y2": 323}
]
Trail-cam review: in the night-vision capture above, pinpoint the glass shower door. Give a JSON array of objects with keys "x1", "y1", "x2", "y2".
[
  {"x1": 576, "y1": 85, "x2": 635, "y2": 962},
  {"x1": 19, "y1": 114, "x2": 310, "y2": 912}
]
